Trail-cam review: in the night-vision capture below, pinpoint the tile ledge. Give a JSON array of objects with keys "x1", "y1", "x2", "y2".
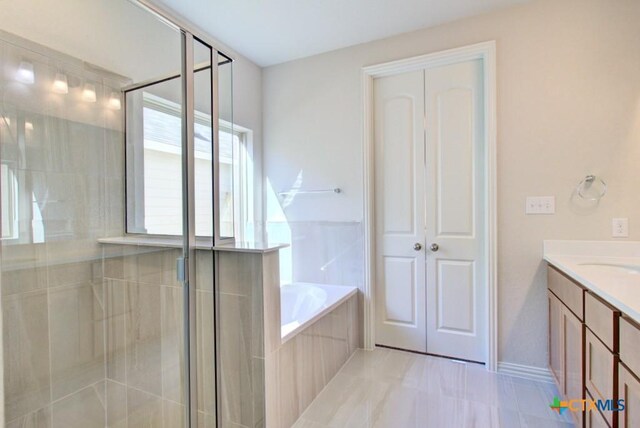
[{"x1": 98, "y1": 236, "x2": 288, "y2": 253}]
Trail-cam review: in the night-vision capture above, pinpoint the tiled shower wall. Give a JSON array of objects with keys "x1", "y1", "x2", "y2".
[
  {"x1": 101, "y1": 246, "x2": 216, "y2": 427},
  {"x1": 1, "y1": 29, "x2": 271, "y2": 428},
  {"x1": 2, "y1": 243, "x2": 217, "y2": 427},
  {"x1": 3, "y1": 256, "x2": 106, "y2": 427},
  {"x1": 0, "y1": 34, "x2": 127, "y2": 427},
  {"x1": 0, "y1": 32, "x2": 198, "y2": 427}
]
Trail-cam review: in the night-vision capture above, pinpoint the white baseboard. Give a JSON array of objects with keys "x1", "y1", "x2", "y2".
[{"x1": 497, "y1": 361, "x2": 555, "y2": 384}]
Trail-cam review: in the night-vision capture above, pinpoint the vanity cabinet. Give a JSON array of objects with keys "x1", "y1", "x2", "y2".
[
  {"x1": 548, "y1": 267, "x2": 584, "y2": 427},
  {"x1": 548, "y1": 266, "x2": 584, "y2": 319},
  {"x1": 547, "y1": 264, "x2": 640, "y2": 428},
  {"x1": 619, "y1": 317, "x2": 640, "y2": 428},
  {"x1": 619, "y1": 318, "x2": 640, "y2": 378},
  {"x1": 618, "y1": 364, "x2": 640, "y2": 428},
  {"x1": 585, "y1": 394, "x2": 612, "y2": 428},
  {"x1": 549, "y1": 292, "x2": 564, "y2": 387},
  {"x1": 585, "y1": 292, "x2": 620, "y2": 427},
  {"x1": 585, "y1": 328, "x2": 616, "y2": 427},
  {"x1": 566, "y1": 307, "x2": 584, "y2": 426}
]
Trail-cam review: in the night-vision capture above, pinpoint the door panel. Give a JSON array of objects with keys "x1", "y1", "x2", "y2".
[
  {"x1": 585, "y1": 329, "x2": 615, "y2": 427},
  {"x1": 374, "y1": 70, "x2": 427, "y2": 352},
  {"x1": 382, "y1": 96, "x2": 416, "y2": 234},
  {"x1": 436, "y1": 260, "x2": 475, "y2": 333},
  {"x1": 564, "y1": 304, "x2": 584, "y2": 428},
  {"x1": 436, "y1": 88, "x2": 475, "y2": 236},
  {"x1": 383, "y1": 257, "x2": 417, "y2": 324},
  {"x1": 425, "y1": 59, "x2": 486, "y2": 362},
  {"x1": 619, "y1": 363, "x2": 640, "y2": 428},
  {"x1": 549, "y1": 292, "x2": 564, "y2": 388}
]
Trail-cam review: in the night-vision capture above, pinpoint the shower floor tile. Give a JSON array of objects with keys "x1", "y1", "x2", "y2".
[{"x1": 293, "y1": 348, "x2": 575, "y2": 428}]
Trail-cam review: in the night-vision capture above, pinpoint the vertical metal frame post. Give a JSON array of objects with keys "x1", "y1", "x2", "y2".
[{"x1": 181, "y1": 30, "x2": 199, "y2": 428}]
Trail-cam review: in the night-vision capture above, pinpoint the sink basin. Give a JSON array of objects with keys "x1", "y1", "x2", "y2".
[{"x1": 578, "y1": 262, "x2": 640, "y2": 274}]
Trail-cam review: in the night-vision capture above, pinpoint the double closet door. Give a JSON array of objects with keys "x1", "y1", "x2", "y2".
[{"x1": 373, "y1": 59, "x2": 487, "y2": 363}]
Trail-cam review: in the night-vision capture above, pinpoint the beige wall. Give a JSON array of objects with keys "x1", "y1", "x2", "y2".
[{"x1": 263, "y1": 0, "x2": 640, "y2": 368}]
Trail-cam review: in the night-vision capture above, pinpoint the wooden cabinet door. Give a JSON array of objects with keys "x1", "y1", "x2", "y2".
[
  {"x1": 549, "y1": 291, "x2": 564, "y2": 390},
  {"x1": 619, "y1": 363, "x2": 640, "y2": 428},
  {"x1": 564, "y1": 304, "x2": 584, "y2": 428},
  {"x1": 585, "y1": 406, "x2": 610, "y2": 428},
  {"x1": 586, "y1": 329, "x2": 615, "y2": 426}
]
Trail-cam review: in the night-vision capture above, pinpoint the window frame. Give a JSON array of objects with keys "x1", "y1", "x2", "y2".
[
  {"x1": 1, "y1": 161, "x2": 19, "y2": 241},
  {"x1": 123, "y1": 91, "x2": 251, "y2": 242}
]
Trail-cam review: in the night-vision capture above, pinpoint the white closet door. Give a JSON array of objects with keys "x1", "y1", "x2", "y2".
[
  {"x1": 373, "y1": 59, "x2": 486, "y2": 362},
  {"x1": 424, "y1": 59, "x2": 486, "y2": 362},
  {"x1": 374, "y1": 70, "x2": 427, "y2": 352}
]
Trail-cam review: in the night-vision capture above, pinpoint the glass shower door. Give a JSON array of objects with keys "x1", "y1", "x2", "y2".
[{"x1": 0, "y1": 1, "x2": 194, "y2": 426}]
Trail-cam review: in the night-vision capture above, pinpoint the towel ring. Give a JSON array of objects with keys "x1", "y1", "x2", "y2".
[{"x1": 577, "y1": 175, "x2": 607, "y2": 201}]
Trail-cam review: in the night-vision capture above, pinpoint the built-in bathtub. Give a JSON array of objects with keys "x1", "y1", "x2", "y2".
[
  {"x1": 266, "y1": 282, "x2": 360, "y2": 427},
  {"x1": 280, "y1": 282, "x2": 358, "y2": 343}
]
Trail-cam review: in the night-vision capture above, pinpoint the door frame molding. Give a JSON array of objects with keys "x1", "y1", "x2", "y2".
[{"x1": 361, "y1": 41, "x2": 498, "y2": 370}]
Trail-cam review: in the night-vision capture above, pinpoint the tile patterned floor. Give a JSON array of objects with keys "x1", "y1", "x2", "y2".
[{"x1": 292, "y1": 348, "x2": 575, "y2": 428}]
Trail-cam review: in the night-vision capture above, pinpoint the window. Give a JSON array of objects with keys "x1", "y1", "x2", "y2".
[
  {"x1": 125, "y1": 91, "x2": 250, "y2": 240},
  {"x1": 1, "y1": 162, "x2": 19, "y2": 240}
]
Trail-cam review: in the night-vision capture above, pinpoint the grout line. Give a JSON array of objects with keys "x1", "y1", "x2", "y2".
[
  {"x1": 105, "y1": 378, "x2": 185, "y2": 407},
  {"x1": 160, "y1": 284, "x2": 165, "y2": 428},
  {"x1": 102, "y1": 248, "x2": 109, "y2": 427},
  {"x1": 45, "y1": 245, "x2": 54, "y2": 428},
  {"x1": 48, "y1": 379, "x2": 106, "y2": 407},
  {"x1": 124, "y1": 278, "x2": 129, "y2": 427}
]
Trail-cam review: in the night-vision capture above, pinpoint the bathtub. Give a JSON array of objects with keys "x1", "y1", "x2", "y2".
[{"x1": 280, "y1": 282, "x2": 357, "y2": 343}]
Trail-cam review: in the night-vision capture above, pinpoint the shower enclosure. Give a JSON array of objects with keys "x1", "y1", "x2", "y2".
[{"x1": 0, "y1": 0, "x2": 232, "y2": 426}]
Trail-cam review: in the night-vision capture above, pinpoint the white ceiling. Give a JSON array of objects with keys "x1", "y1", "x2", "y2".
[{"x1": 156, "y1": 0, "x2": 527, "y2": 67}]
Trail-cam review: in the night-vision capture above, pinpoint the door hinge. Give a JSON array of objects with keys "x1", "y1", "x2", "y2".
[{"x1": 176, "y1": 257, "x2": 188, "y2": 283}]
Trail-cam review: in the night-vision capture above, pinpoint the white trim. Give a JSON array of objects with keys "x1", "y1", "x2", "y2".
[
  {"x1": 143, "y1": 92, "x2": 249, "y2": 134},
  {"x1": 361, "y1": 41, "x2": 498, "y2": 371},
  {"x1": 362, "y1": 70, "x2": 376, "y2": 352},
  {"x1": 498, "y1": 362, "x2": 555, "y2": 384}
]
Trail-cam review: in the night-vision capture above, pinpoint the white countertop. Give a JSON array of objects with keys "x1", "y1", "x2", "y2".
[
  {"x1": 544, "y1": 240, "x2": 640, "y2": 324},
  {"x1": 98, "y1": 236, "x2": 289, "y2": 253}
]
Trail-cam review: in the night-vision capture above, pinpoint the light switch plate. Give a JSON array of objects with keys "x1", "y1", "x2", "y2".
[
  {"x1": 526, "y1": 196, "x2": 555, "y2": 215},
  {"x1": 612, "y1": 218, "x2": 629, "y2": 238}
]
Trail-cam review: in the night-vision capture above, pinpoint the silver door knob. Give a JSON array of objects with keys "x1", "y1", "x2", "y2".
[
  {"x1": 413, "y1": 243, "x2": 422, "y2": 251},
  {"x1": 430, "y1": 243, "x2": 439, "y2": 252}
]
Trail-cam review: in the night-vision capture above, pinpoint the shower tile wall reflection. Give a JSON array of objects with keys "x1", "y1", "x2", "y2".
[
  {"x1": 0, "y1": 32, "x2": 126, "y2": 427},
  {"x1": 102, "y1": 245, "x2": 192, "y2": 427},
  {"x1": 101, "y1": 246, "x2": 217, "y2": 428},
  {"x1": 0, "y1": 31, "x2": 200, "y2": 428}
]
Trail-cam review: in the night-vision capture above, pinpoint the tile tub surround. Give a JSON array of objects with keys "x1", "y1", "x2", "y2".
[
  {"x1": 280, "y1": 283, "x2": 358, "y2": 344},
  {"x1": 217, "y1": 248, "x2": 360, "y2": 428},
  {"x1": 543, "y1": 240, "x2": 640, "y2": 324},
  {"x1": 217, "y1": 250, "x2": 275, "y2": 428},
  {"x1": 266, "y1": 294, "x2": 359, "y2": 428},
  {"x1": 293, "y1": 348, "x2": 574, "y2": 428}
]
